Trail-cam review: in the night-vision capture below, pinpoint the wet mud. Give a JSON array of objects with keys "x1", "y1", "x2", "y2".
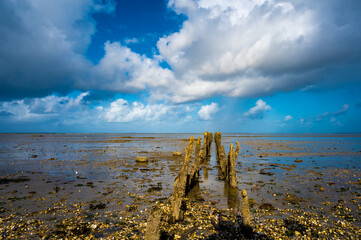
[{"x1": 0, "y1": 133, "x2": 360, "y2": 239}]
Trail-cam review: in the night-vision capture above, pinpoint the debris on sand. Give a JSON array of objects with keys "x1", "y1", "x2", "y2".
[{"x1": 136, "y1": 156, "x2": 149, "y2": 162}]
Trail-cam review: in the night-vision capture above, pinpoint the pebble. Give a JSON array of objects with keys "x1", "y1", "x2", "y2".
[{"x1": 172, "y1": 152, "x2": 182, "y2": 156}]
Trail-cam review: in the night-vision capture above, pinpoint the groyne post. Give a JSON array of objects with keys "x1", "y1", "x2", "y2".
[
  {"x1": 171, "y1": 136, "x2": 194, "y2": 221},
  {"x1": 240, "y1": 189, "x2": 251, "y2": 227}
]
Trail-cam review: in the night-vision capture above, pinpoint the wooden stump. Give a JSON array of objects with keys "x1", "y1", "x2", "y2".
[
  {"x1": 171, "y1": 136, "x2": 194, "y2": 221},
  {"x1": 145, "y1": 206, "x2": 162, "y2": 240},
  {"x1": 240, "y1": 189, "x2": 251, "y2": 226},
  {"x1": 195, "y1": 137, "x2": 201, "y2": 157},
  {"x1": 235, "y1": 141, "x2": 240, "y2": 159},
  {"x1": 219, "y1": 145, "x2": 227, "y2": 179},
  {"x1": 214, "y1": 132, "x2": 222, "y2": 161},
  {"x1": 188, "y1": 149, "x2": 202, "y2": 191},
  {"x1": 229, "y1": 144, "x2": 238, "y2": 188},
  {"x1": 207, "y1": 132, "x2": 213, "y2": 157}
]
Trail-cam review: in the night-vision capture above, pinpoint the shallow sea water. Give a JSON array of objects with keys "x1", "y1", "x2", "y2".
[{"x1": 0, "y1": 133, "x2": 360, "y2": 238}]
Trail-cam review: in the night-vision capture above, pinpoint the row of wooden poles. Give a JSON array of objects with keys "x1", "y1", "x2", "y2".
[
  {"x1": 214, "y1": 132, "x2": 240, "y2": 188},
  {"x1": 145, "y1": 132, "x2": 251, "y2": 240}
]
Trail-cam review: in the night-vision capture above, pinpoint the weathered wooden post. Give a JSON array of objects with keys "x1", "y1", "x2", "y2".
[
  {"x1": 171, "y1": 132, "x2": 235, "y2": 222},
  {"x1": 203, "y1": 132, "x2": 208, "y2": 150},
  {"x1": 199, "y1": 132, "x2": 207, "y2": 163},
  {"x1": 145, "y1": 206, "x2": 162, "y2": 240},
  {"x1": 240, "y1": 189, "x2": 251, "y2": 227},
  {"x1": 188, "y1": 149, "x2": 202, "y2": 191},
  {"x1": 195, "y1": 137, "x2": 201, "y2": 157},
  {"x1": 171, "y1": 136, "x2": 194, "y2": 221},
  {"x1": 188, "y1": 135, "x2": 206, "y2": 190},
  {"x1": 219, "y1": 146, "x2": 227, "y2": 179},
  {"x1": 207, "y1": 132, "x2": 213, "y2": 157},
  {"x1": 235, "y1": 141, "x2": 240, "y2": 159},
  {"x1": 214, "y1": 132, "x2": 222, "y2": 161},
  {"x1": 229, "y1": 144, "x2": 238, "y2": 188},
  {"x1": 221, "y1": 142, "x2": 239, "y2": 188}
]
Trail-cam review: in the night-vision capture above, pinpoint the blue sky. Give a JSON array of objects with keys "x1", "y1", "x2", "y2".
[{"x1": 0, "y1": 0, "x2": 361, "y2": 133}]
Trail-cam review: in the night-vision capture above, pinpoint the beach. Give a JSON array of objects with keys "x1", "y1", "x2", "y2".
[{"x1": 0, "y1": 133, "x2": 360, "y2": 239}]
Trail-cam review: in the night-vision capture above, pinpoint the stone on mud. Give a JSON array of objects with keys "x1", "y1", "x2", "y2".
[
  {"x1": 172, "y1": 152, "x2": 182, "y2": 156},
  {"x1": 136, "y1": 156, "x2": 149, "y2": 162}
]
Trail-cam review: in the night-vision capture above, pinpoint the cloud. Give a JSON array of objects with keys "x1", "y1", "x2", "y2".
[
  {"x1": 244, "y1": 99, "x2": 271, "y2": 120},
  {"x1": 99, "y1": 99, "x2": 175, "y2": 122},
  {"x1": 0, "y1": 92, "x2": 89, "y2": 122},
  {"x1": 0, "y1": 91, "x2": 196, "y2": 126},
  {"x1": 30, "y1": 92, "x2": 89, "y2": 114},
  {"x1": 198, "y1": 102, "x2": 220, "y2": 120},
  {"x1": 284, "y1": 115, "x2": 293, "y2": 122},
  {"x1": 0, "y1": 0, "x2": 115, "y2": 100},
  {"x1": 124, "y1": 38, "x2": 140, "y2": 44},
  {"x1": 86, "y1": 42, "x2": 175, "y2": 93},
  {"x1": 333, "y1": 104, "x2": 350, "y2": 116},
  {"x1": 315, "y1": 104, "x2": 349, "y2": 122},
  {"x1": 1, "y1": 0, "x2": 361, "y2": 105},
  {"x1": 298, "y1": 104, "x2": 350, "y2": 126},
  {"x1": 330, "y1": 117, "x2": 343, "y2": 126},
  {"x1": 155, "y1": 0, "x2": 361, "y2": 102}
]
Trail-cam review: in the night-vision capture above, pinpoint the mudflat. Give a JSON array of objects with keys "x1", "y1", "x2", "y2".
[{"x1": 0, "y1": 133, "x2": 360, "y2": 239}]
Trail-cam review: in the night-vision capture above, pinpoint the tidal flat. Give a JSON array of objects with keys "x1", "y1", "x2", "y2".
[{"x1": 0, "y1": 133, "x2": 360, "y2": 239}]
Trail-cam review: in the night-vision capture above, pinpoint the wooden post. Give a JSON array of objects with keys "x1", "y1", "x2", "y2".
[
  {"x1": 235, "y1": 141, "x2": 240, "y2": 159},
  {"x1": 229, "y1": 144, "x2": 238, "y2": 188},
  {"x1": 219, "y1": 145, "x2": 227, "y2": 179},
  {"x1": 171, "y1": 136, "x2": 194, "y2": 221},
  {"x1": 145, "y1": 206, "x2": 162, "y2": 240},
  {"x1": 203, "y1": 132, "x2": 208, "y2": 157},
  {"x1": 214, "y1": 132, "x2": 222, "y2": 161},
  {"x1": 240, "y1": 189, "x2": 251, "y2": 226},
  {"x1": 195, "y1": 137, "x2": 201, "y2": 157},
  {"x1": 188, "y1": 149, "x2": 202, "y2": 191},
  {"x1": 207, "y1": 132, "x2": 213, "y2": 157}
]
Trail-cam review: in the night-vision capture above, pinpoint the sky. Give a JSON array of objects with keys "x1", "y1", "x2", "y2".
[{"x1": 0, "y1": 0, "x2": 361, "y2": 133}]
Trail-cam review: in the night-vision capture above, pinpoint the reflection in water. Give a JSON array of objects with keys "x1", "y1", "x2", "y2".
[
  {"x1": 134, "y1": 162, "x2": 149, "y2": 167},
  {"x1": 224, "y1": 182, "x2": 240, "y2": 209}
]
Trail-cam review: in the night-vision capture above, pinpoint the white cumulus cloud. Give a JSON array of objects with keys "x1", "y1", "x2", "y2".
[
  {"x1": 198, "y1": 102, "x2": 220, "y2": 120},
  {"x1": 154, "y1": 0, "x2": 361, "y2": 102},
  {"x1": 244, "y1": 99, "x2": 271, "y2": 120},
  {"x1": 0, "y1": 92, "x2": 89, "y2": 121},
  {"x1": 1, "y1": 0, "x2": 361, "y2": 106},
  {"x1": 284, "y1": 115, "x2": 293, "y2": 122},
  {"x1": 86, "y1": 42, "x2": 175, "y2": 93},
  {"x1": 0, "y1": 92, "x2": 197, "y2": 125},
  {"x1": 100, "y1": 99, "x2": 175, "y2": 122}
]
